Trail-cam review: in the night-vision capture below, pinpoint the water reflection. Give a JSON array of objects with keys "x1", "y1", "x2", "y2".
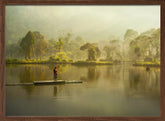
[
  {"x1": 79, "y1": 66, "x2": 101, "y2": 83},
  {"x1": 14, "y1": 65, "x2": 160, "y2": 97},
  {"x1": 54, "y1": 86, "x2": 57, "y2": 97},
  {"x1": 127, "y1": 67, "x2": 160, "y2": 98},
  {"x1": 6, "y1": 64, "x2": 160, "y2": 116},
  {"x1": 87, "y1": 66, "x2": 100, "y2": 81},
  {"x1": 19, "y1": 66, "x2": 36, "y2": 95}
]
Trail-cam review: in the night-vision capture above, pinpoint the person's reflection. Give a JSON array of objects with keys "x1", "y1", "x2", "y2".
[
  {"x1": 53, "y1": 85, "x2": 65, "y2": 97},
  {"x1": 54, "y1": 86, "x2": 57, "y2": 97}
]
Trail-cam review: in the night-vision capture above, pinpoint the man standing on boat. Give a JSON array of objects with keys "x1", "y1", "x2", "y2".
[{"x1": 53, "y1": 66, "x2": 57, "y2": 79}]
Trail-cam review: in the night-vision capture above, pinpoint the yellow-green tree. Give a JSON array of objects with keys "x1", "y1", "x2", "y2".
[
  {"x1": 20, "y1": 31, "x2": 36, "y2": 59},
  {"x1": 88, "y1": 47, "x2": 97, "y2": 61},
  {"x1": 55, "y1": 37, "x2": 64, "y2": 53},
  {"x1": 35, "y1": 38, "x2": 48, "y2": 59},
  {"x1": 80, "y1": 43, "x2": 101, "y2": 61}
]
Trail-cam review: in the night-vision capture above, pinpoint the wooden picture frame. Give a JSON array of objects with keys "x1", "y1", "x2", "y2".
[{"x1": 0, "y1": 0, "x2": 165, "y2": 120}]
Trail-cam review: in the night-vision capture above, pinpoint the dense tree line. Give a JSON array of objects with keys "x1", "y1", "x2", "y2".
[
  {"x1": 6, "y1": 31, "x2": 86, "y2": 61},
  {"x1": 5, "y1": 28, "x2": 160, "y2": 62},
  {"x1": 126, "y1": 28, "x2": 160, "y2": 61}
]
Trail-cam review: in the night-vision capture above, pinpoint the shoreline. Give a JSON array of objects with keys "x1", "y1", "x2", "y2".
[
  {"x1": 133, "y1": 62, "x2": 160, "y2": 67},
  {"x1": 5, "y1": 59, "x2": 113, "y2": 65},
  {"x1": 5, "y1": 59, "x2": 160, "y2": 67}
]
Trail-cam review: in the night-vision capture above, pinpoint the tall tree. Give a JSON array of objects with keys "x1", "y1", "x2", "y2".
[
  {"x1": 108, "y1": 40, "x2": 122, "y2": 60},
  {"x1": 33, "y1": 31, "x2": 48, "y2": 59},
  {"x1": 123, "y1": 29, "x2": 138, "y2": 58},
  {"x1": 128, "y1": 28, "x2": 160, "y2": 61},
  {"x1": 124, "y1": 29, "x2": 138, "y2": 42},
  {"x1": 134, "y1": 46, "x2": 141, "y2": 60},
  {"x1": 88, "y1": 47, "x2": 97, "y2": 61},
  {"x1": 103, "y1": 45, "x2": 113, "y2": 61},
  {"x1": 55, "y1": 37, "x2": 64, "y2": 53},
  {"x1": 80, "y1": 43, "x2": 101, "y2": 61},
  {"x1": 20, "y1": 31, "x2": 36, "y2": 59},
  {"x1": 64, "y1": 33, "x2": 72, "y2": 43},
  {"x1": 151, "y1": 28, "x2": 160, "y2": 59},
  {"x1": 36, "y1": 39, "x2": 48, "y2": 59}
]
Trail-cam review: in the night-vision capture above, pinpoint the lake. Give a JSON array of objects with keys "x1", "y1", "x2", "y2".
[{"x1": 5, "y1": 63, "x2": 160, "y2": 116}]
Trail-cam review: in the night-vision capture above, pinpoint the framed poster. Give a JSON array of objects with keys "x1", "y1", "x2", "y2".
[{"x1": 0, "y1": 0, "x2": 165, "y2": 121}]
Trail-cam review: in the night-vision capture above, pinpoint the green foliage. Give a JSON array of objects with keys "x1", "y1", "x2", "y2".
[
  {"x1": 134, "y1": 46, "x2": 141, "y2": 57},
  {"x1": 6, "y1": 27, "x2": 160, "y2": 63},
  {"x1": 34, "y1": 31, "x2": 48, "y2": 59},
  {"x1": 5, "y1": 40, "x2": 23, "y2": 59},
  {"x1": 62, "y1": 35, "x2": 86, "y2": 60},
  {"x1": 80, "y1": 43, "x2": 92, "y2": 50},
  {"x1": 87, "y1": 47, "x2": 97, "y2": 61},
  {"x1": 128, "y1": 28, "x2": 160, "y2": 61},
  {"x1": 55, "y1": 37, "x2": 64, "y2": 52},
  {"x1": 133, "y1": 61, "x2": 160, "y2": 67},
  {"x1": 103, "y1": 39, "x2": 122, "y2": 61},
  {"x1": 48, "y1": 52, "x2": 71, "y2": 63},
  {"x1": 103, "y1": 45, "x2": 113, "y2": 61},
  {"x1": 73, "y1": 61, "x2": 113, "y2": 65},
  {"x1": 80, "y1": 43, "x2": 101, "y2": 61},
  {"x1": 20, "y1": 31, "x2": 36, "y2": 59},
  {"x1": 63, "y1": 33, "x2": 72, "y2": 43},
  {"x1": 55, "y1": 52, "x2": 68, "y2": 60},
  {"x1": 151, "y1": 28, "x2": 160, "y2": 59},
  {"x1": 5, "y1": 58, "x2": 47, "y2": 64},
  {"x1": 140, "y1": 28, "x2": 156, "y2": 36},
  {"x1": 124, "y1": 29, "x2": 138, "y2": 42},
  {"x1": 6, "y1": 58, "x2": 21, "y2": 63}
]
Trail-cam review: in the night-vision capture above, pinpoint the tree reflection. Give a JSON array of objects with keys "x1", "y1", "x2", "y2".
[
  {"x1": 104, "y1": 65, "x2": 122, "y2": 82},
  {"x1": 105, "y1": 66, "x2": 111, "y2": 79},
  {"x1": 54, "y1": 86, "x2": 57, "y2": 97},
  {"x1": 19, "y1": 66, "x2": 36, "y2": 95},
  {"x1": 19, "y1": 65, "x2": 52, "y2": 95},
  {"x1": 79, "y1": 66, "x2": 100, "y2": 82},
  {"x1": 87, "y1": 66, "x2": 100, "y2": 81},
  {"x1": 127, "y1": 67, "x2": 160, "y2": 97},
  {"x1": 130, "y1": 72, "x2": 140, "y2": 90}
]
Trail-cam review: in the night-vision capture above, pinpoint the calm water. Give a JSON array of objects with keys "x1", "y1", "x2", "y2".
[{"x1": 5, "y1": 63, "x2": 160, "y2": 116}]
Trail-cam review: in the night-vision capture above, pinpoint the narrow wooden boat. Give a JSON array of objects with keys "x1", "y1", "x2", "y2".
[
  {"x1": 33, "y1": 80, "x2": 65, "y2": 85},
  {"x1": 6, "y1": 80, "x2": 83, "y2": 86}
]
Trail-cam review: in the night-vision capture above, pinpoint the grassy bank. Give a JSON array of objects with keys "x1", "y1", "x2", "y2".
[
  {"x1": 133, "y1": 61, "x2": 160, "y2": 67},
  {"x1": 72, "y1": 61, "x2": 113, "y2": 65},
  {"x1": 5, "y1": 58, "x2": 72, "y2": 64},
  {"x1": 6, "y1": 59, "x2": 113, "y2": 65}
]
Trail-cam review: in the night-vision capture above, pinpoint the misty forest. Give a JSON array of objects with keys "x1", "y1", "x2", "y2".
[
  {"x1": 5, "y1": 6, "x2": 160, "y2": 66},
  {"x1": 6, "y1": 28, "x2": 160, "y2": 66},
  {"x1": 5, "y1": 6, "x2": 160, "y2": 116}
]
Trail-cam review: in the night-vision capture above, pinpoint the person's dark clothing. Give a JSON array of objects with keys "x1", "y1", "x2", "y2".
[
  {"x1": 53, "y1": 68, "x2": 57, "y2": 79},
  {"x1": 54, "y1": 69, "x2": 57, "y2": 75}
]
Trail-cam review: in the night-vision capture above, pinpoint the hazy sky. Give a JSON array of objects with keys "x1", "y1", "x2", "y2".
[{"x1": 5, "y1": 5, "x2": 160, "y2": 42}]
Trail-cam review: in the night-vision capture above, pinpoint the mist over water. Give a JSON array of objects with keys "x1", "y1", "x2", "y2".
[
  {"x1": 5, "y1": 5, "x2": 160, "y2": 116},
  {"x1": 6, "y1": 64, "x2": 160, "y2": 116}
]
